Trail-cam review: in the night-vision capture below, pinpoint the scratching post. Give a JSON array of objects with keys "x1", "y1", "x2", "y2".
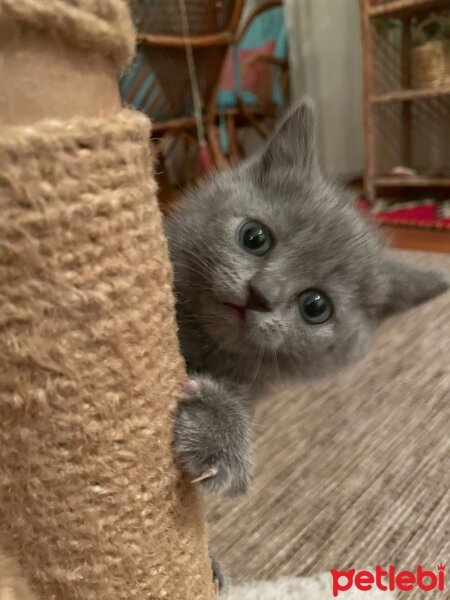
[{"x1": 0, "y1": 2, "x2": 213, "y2": 599}]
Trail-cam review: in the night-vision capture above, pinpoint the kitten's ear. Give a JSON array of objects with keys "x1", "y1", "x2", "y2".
[
  {"x1": 379, "y1": 259, "x2": 449, "y2": 319},
  {"x1": 253, "y1": 97, "x2": 319, "y2": 182}
]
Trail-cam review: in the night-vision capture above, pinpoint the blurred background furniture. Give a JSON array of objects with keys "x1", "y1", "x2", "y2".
[
  {"x1": 121, "y1": 0, "x2": 289, "y2": 186},
  {"x1": 122, "y1": 0, "x2": 246, "y2": 176},
  {"x1": 122, "y1": 0, "x2": 450, "y2": 250},
  {"x1": 215, "y1": 0, "x2": 289, "y2": 162},
  {"x1": 359, "y1": 0, "x2": 450, "y2": 201}
]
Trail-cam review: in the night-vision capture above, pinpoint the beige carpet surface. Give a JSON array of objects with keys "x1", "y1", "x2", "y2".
[
  {"x1": 208, "y1": 250, "x2": 450, "y2": 600},
  {"x1": 227, "y1": 573, "x2": 396, "y2": 600}
]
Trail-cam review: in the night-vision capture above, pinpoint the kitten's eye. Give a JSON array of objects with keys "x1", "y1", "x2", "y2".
[
  {"x1": 239, "y1": 221, "x2": 273, "y2": 256},
  {"x1": 299, "y1": 289, "x2": 333, "y2": 325}
]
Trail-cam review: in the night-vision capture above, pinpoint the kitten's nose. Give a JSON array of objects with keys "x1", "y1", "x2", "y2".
[{"x1": 246, "y1": 284, "x2": 271, "y2": 312}]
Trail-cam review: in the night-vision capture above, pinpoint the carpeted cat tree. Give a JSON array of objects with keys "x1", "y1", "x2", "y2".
[{"x1": 0, "y1": 1, "x2": 213, "y2": 599}]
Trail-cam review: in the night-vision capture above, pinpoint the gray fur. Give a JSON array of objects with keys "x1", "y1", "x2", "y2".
[
  {"x1": 175, "y1": 375, "x2": 252, "y2": 495},
  {"x1": 166, "y1": 99, "x2": 449, "y2": 497}
]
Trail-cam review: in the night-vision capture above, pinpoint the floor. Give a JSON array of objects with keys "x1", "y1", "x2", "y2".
[
  {"x1": 207, "y1": 250, "x2": 450, "y2": 600},
  {"x1": 386, "y1": 226, "x2": 450, "y2": 254}
]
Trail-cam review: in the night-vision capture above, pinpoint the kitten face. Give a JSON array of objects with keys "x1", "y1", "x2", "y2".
[
  {"x1": 168, "y1": 170, "x2": 381, "y2": 377},
  {"x1": 166, "y1": 100, "x2": 448, "y2": 380}
]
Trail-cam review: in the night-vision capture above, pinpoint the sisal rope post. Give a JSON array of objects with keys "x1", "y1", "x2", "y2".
[{"x1": 0, "y1": 1, "x2": 213, "y2": 599}]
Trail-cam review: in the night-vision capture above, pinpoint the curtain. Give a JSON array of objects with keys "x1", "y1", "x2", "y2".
[{"x1": 285, "y1": 0, "x2": 363, "y2": 180}]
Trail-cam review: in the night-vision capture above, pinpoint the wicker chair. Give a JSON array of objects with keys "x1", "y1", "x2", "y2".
[
  {"x1": 215, "y1": 0, "x2": 289, "y2": 162},
  {"x1": 123, "y1": 0, "x2": 245, "y2": 170}
]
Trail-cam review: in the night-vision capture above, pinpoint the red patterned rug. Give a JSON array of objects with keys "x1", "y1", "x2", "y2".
[{"x1": 357, "y1": 198, "x2": 450, "y2": 230}]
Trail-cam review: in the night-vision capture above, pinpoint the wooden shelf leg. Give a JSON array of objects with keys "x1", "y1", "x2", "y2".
[
  {"x1": 359, "y1": 0, "x2": 376, "y2": 202},
  {"x1": 226, "y1": 113, "x2": 240, "y2": 162}
]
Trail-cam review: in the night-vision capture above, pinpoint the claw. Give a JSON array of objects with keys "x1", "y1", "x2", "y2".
[
  {"x1": 214, "y1": 578, "x2": 220, "y2": 595},
  {"x1": 191, "y1": 466, "x2": 218, "y2": 484}
]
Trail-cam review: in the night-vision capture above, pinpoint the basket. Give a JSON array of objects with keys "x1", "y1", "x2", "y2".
[{"x1": 412, "y1": 39, "x2": 450, "y2": 88}]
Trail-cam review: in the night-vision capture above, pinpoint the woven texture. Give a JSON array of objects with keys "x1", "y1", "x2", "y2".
[
  {"x1": 129, "y1": 0, "x2": 236, "y2": 36},
  {"x1": 124, "y1": 0, "x2": 239, "y2": 123},
  {"x1": 209, "y1": 250, "x2": 450, "y2": 600},
  {"x1": 0, "y1": 110, "x2": 213, "y2": 600},
  {"x1": 0, "y1": 0, "x2": 135, "y2": 71}
]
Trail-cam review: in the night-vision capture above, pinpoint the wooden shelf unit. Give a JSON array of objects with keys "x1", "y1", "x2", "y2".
[
  {"x1": 359, "y1": 0, "x2": 450, "y2": 200},
  {"x1": 368, "y1": 0, "x2": 449, "y2": 19},
  {"x1": 374, "y1": 175, "x2": 450, "y2": 187},
  {"x1": 371, "y1": 85, "x2": 450, "y2": 103}
]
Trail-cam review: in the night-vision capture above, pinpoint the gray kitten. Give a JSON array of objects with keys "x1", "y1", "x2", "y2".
[{"x1": 166, "y1": 100, "x2": 448, "y2": 498}]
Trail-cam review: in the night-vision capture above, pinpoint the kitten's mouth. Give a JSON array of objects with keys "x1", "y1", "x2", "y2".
[
  {"x1": 223, "y1": 302, "x2": 248, "y2": 322},
  {"x1": 223, "y1": 290, "x2": 270, "y2": 323}
]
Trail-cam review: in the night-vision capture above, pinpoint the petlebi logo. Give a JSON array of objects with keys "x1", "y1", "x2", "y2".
[{"x1": 330, "y1": 564, "x2": 446, "y2": 597}]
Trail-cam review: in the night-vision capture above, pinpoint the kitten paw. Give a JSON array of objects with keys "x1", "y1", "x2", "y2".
[{"x1": 173, "y1": 376, "x2": 253, "y2": 496}]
